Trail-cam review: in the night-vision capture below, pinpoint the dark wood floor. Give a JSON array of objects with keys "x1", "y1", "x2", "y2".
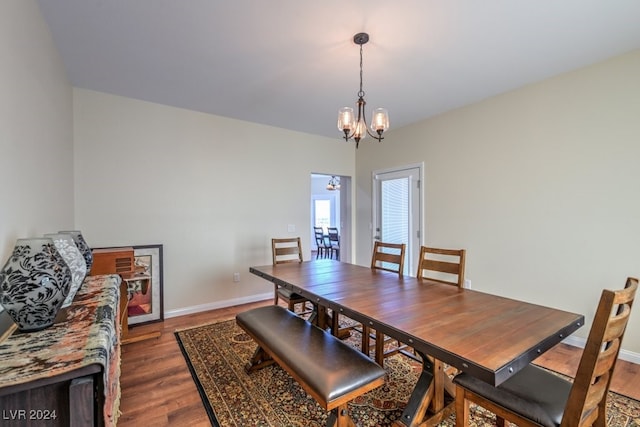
[{"x1": 117, "y1": 299, "x2": 639, "y2": 426}]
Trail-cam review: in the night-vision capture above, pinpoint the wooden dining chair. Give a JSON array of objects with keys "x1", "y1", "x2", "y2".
[
  {"x1": 271, "y1": 237, "x2": 311, "y2": 314},
  {"x1": 362, "y1": 241, "x2": 407, "y2": 365},
  {"x1": 416, "y1": 246, "x2": 466, "y2": 286},
  {"x1": 313, "y1": 227, "x2": 329, "y2": 259},
  {"x1": 453, "y1": 276, "x2": 638, "y2": 427},
  {"x1": 327, "y1": 227, "x2": 340, "y2": 260},
  {"x1": 415, "y1": 246, "x2": 467, "y2": 394}
]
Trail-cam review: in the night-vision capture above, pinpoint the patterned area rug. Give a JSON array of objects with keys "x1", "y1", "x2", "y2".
[{"x1": 175, "y1": 318, "x2": 640, "y2": 427}]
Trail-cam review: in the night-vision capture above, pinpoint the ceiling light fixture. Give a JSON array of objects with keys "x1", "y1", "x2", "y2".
[
  {"x1": 337, "y1": 32, "x2": 389, "y2": 149},
  {"x1": 326, "y1": 176, "x2": 341, "y2": 191}
]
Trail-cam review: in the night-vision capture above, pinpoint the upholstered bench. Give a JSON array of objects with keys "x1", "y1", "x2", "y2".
[{"x1": 236, "y1": 305, "x2": 387, "y2": 427}]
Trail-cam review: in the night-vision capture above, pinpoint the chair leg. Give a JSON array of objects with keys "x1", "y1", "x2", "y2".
[
  {"x1": 374, "y1": 330, "x2": 385, "y2": 366},
  {"x1": 455, "y1": 386, "x2": 470, "y2": 427},
  {"x1": 361, "y1": 325, "x2": 371, "y2": 356}
]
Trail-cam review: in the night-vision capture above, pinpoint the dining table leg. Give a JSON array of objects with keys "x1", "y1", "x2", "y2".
[
  {"x1": 312, "y1": 303, "x2": 329, "y2": 330},
  {"x1": 310, "y1": 303, "x2": 352, "y2": 339},
  {"x1": 394, "y1": 351, "x2": 455, "y2": 427}
]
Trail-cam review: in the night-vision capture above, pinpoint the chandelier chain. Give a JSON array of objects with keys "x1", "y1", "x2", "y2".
[{"x1": 358, "y1": 43, "x2": 365, "y2": 98}]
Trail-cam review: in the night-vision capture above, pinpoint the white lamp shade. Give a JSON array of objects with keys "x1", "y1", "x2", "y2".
[
  {"x1": 337, "y1": 107, "x2": 355, "y2": 131},
  {"x1": 371, "y1": 108, "x2": 389, "y2": 132}
]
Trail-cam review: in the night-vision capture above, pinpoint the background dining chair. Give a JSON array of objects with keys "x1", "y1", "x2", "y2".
[
  {"x1": 370, "y1": 241, "x2": 406, "y2": 274},
  {"x1": 271, "y1": 237, "x2": 311, "y2": 314},
  {"x1": 416, "y1": 246, "x2": 467, "y2": 393},
  {"x1": 363, "y1": 241, "x2": 406, "y2": 365},
  {"x1": 453, "y1": 277, "x2": 637, "y2": 427},
  {"x1": 416, "y1": 246, "x2": 466, "y2": 286},
  {"x1": 313, "y1": 227, "x2": 329, "y2": 259},
  {"x1": 327, "y1": 227, "x2": 340, "y2": 260}
]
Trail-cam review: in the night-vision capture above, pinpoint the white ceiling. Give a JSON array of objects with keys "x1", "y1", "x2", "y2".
[{"x1": 36, "y1": 1, "x2": 640, "y2": 140}]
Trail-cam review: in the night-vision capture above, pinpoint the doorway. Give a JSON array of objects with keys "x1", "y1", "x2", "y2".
[
  {"x1": 310, "y1": 174, "x2": 352, "y2": 262},
  {"x1": 372, "y1": 164, "x2": 423, "y2": 276}
]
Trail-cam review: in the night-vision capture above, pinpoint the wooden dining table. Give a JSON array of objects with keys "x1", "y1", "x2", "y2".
[{"x1": 249, "y1": 259, "x2": 584, "y2": 426}]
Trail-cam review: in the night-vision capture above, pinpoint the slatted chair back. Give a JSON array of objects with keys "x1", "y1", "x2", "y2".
[
  {"x1": 370, "y1": 241, "x2": 405, "y2": 276},
  {"x1": 416, "y1": 246, "x2": 466, "y2": 287},
  {"x1": 271, "y1": 237, "x2": 303, "y2": 265},
  {"x1": 561, "y1": 277, "x2": 637, "y2": 426}
]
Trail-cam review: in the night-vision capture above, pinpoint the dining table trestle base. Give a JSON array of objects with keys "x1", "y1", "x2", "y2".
[{"x1": 393, "y1": 351, "x2": 456, "y2": 426}]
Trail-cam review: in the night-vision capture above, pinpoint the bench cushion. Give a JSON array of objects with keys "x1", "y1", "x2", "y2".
[{"x1": 237, "y1": 305, "x2": 386, "y2": 408}]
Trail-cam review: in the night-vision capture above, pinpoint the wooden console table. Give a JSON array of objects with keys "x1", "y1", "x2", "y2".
[{"x1": 0, "y1": 275, "x2": 121, "y2": 426}]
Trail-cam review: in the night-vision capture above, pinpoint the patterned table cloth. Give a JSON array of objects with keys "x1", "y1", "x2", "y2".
[{"x1": 0, "y1": 274, "x2": 122, "y2": 426}]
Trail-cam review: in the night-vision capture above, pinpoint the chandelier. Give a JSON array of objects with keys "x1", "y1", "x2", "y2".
[
  {"x1": 337, "y1": 32, "x2": 389, "y2": 149},
  {"x1": 326, "y1": 176, "x2": 340, "y2": 191}
]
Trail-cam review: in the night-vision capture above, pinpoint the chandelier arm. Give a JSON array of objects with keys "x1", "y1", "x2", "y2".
[
  {"x1": 365, "y1": 127, "x2": 383, "y2": 141},
  {"x1": 356, "y1": 96, "x2": 383, "y2": 142},
  {"x1": 356, "y1": 97, "x2": 365, "y2": 126}
]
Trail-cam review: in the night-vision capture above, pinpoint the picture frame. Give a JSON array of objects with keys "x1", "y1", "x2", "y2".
[{"x1": 127, "y1": 244, "x2": 164, "y2": 326}]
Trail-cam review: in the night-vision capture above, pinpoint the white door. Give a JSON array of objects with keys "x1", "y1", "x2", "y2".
[{"x1": 373, "y1": 165, "x2": 422, "y2": 276}]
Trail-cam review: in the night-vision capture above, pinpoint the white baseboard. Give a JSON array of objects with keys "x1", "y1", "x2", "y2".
[
  {"x1": 165, "y1": 292, "x2": 273, "y2": 319},
  {"x1": 166, "y1": 296, "x2": 639, "y2": 365},
  {"x1": 563, "y1": 335, "x2": 640, "y2": 364}
]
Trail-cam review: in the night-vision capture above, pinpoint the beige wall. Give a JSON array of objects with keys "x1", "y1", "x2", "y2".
[
  {"x1": 355, "y1": 50, "x2": 640, "y2": 356},
  {"x1": 73, "y1": 89, "x2": 355, "y2": 315},
  {"x1": 3, "y1": 0, "x2": 638, "y2": 358},
  {"x1": 0, "y1": 0, "x2": 74, "y2": 259}
]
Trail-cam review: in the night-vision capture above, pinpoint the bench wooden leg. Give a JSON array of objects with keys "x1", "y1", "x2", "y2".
[
  {"x1": 244, "y1": 346, "x2": 275, "y2": 373},
  {"x1": 326, "y1": 404, "x2": 356, "y2": 427}
]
